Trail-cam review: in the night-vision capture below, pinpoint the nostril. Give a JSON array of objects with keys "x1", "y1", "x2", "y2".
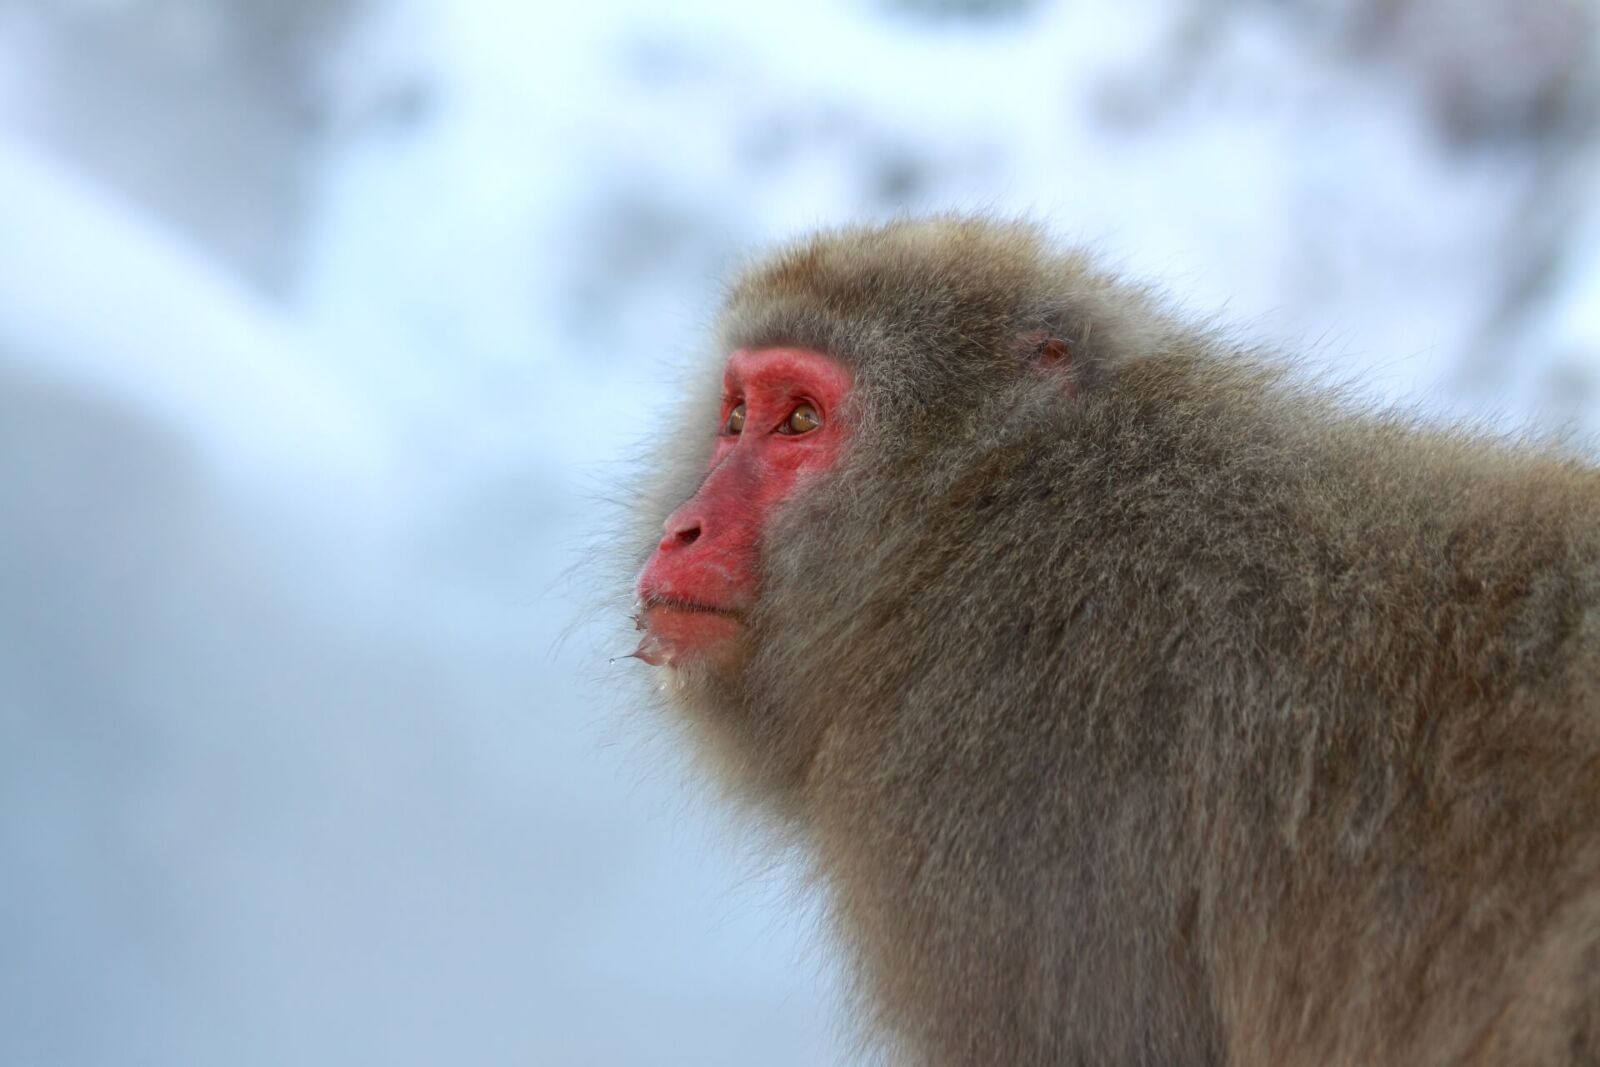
[{"x1": 661, "y1": 513, "x2": 703, "y2": 549}]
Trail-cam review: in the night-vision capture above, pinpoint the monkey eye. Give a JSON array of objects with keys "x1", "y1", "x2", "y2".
[
  {"x1": 723, "y1": 403, "x2": 746, "y2": 435},
  {"x1": 778, "y1": 403, "x2": 821, "y2": 436}
]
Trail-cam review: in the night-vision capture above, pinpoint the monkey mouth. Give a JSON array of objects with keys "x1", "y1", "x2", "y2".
[{"x1": 632, "y1": 595, "x2": 746, "y2": 667}]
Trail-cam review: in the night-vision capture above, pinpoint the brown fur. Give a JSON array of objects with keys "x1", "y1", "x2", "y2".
[{"x1": 625, "y1": 216, "x2": 1600, "y2": 1065}]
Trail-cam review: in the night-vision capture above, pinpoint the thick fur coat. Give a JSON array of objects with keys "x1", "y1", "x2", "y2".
[{"x1": 628, "y1": 217, "x2": 1600, "y2": 1065}]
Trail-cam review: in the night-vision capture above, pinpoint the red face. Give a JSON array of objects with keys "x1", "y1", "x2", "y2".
[{"x1": 634, "y1": 347, "x2": 853, "y2": 667}]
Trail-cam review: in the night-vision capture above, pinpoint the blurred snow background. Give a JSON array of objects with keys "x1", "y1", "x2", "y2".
[{"x1": 0, "y1": 0, "x2": 1596, "y2": 1064}]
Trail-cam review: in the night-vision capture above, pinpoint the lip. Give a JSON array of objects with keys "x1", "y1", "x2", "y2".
[{"x1": 638, "y1": 593, "x2": 746, "y2": 621}]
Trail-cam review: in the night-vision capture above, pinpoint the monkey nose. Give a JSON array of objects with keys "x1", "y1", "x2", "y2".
[{"x1": 659, "y1": 513, "x2": 703, "y2": 550}]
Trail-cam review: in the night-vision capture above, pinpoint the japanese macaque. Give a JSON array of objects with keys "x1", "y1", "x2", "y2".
[{"x1": 625, "y1": 217, "x2": 1600, "y2": 1065}]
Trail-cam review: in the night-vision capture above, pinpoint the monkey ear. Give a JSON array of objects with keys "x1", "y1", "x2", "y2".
[{"x1": 1018, "y1": 330, "x2": 1079, "y2": 397}]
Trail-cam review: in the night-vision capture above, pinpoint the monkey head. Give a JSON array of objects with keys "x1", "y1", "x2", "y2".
[
  {"x1": 626, "y1": 217, "x2": 1148, "y2": 798},
  {"x1": 634, "y1": 346, "x2": 853, "y2": 668},
  {"x1": 627, "y1": 220, "x2": 1120, "y2": 691}
]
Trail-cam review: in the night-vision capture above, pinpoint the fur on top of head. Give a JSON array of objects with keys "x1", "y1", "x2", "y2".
[{"x1": 714, "y1": 216, "x2": 1191, "y2": 427}]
